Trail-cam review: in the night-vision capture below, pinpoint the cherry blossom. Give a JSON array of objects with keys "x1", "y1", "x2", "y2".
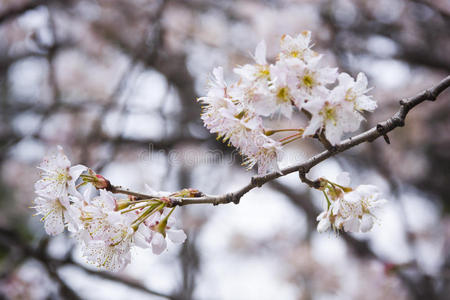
[
  {"x1": 336, "y1": 185, "x2": 387, "y2": 232},
  {"x1": 34, "y1": 146, "x2": 87, "y2": 197},
  {"x1": 200, "y1": 31, "x2": 377, "y2": 171},
  {"x1": 279, "y1": 31, "x2": 315, "y2": 61},
  {"x1": 82, "y1": 238, "x2": 132, "y2": 272},
  {"x1": 336, "y1": 72, "x2": 377, "y2": 113},
  {"x1": 32, "y1": 194, "x2": 79, "y2": 235},
  {"x1": 31, "y1": 31, "x2": 389, "y2": 273},
  {"x1": 316, "y1": 173, "x2": 387, "y2": 233},
  {"x1": 234, "y1": 40, "x2": 270, "y2": 83},
  {"x1": 135, "y1": 208, "x2": 187, "y2": 255},
  {"x1": 303, "y1": 88, "x2": 364, "y2": 145},
  {"x1": 243, "y1": 135, "x2": 283, "y2": 174}
]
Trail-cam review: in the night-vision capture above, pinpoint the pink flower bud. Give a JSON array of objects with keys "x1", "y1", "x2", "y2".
[{"x1": 93, "y1": 174, "x2": 111, "y2": 190}]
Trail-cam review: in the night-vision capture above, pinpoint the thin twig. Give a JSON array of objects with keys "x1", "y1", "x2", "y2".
[{"x1": 109, "y1": 186, "x2": 160, "y2": 200}]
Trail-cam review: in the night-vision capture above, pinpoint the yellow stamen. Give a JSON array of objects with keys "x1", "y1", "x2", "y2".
[{"x1": 276, "y1": 87, "x2": 290, "y2": 103}]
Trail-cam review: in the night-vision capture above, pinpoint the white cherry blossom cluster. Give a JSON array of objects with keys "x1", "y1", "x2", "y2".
[
  {"x1": 316, "y1": 172, "x2": 387, "y2": 233},
  {"x1": 199, "y1": 31, "x2": 377, "y2": 174},
  {"x1": 32, "y1": 32, "x2": 389, "y2": 272},
  {"x1": 33, "y1": 147, "x2": 186, "y2": 272}
]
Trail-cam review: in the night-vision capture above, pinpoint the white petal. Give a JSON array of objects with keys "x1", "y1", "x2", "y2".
[
  {"x1": 318, "y1": 67, "x2": 338, "y2": 85},
  {"x1": 44, "y1": 210, "x2": 65, "y2": 235},
  {"x1": 360, "y1": 214, "x2": 374, "y2": 232},
  {"x1": 82, "y1": 185, "x2": 96, "y2": 203},
  {"x1": 355, "y1": 72, "x2": 368, "y2": 92},
  {"x1": 356, "y1": 95, "x2": 377, "y2": 112},
  {"x1": 254, "y1": 40, "x2": 267, "y2": 65},
  {"x1": 212, "y1": 67, "x2": 225, "y2": 86},
  {"x1": 135, "y1": 229, "x2": 151, "y2": 249},
  {"x1": 279, "y1": 102, "x2": 293, "y2": 119},
  {"x1": 356, "y1": 185, "x2": 380, "y2": 197},
  {"x1": 56, "y1": 147, "x2": 71, "y2": 168},
  {"x1": 250, "y1": 95, "x2": 278, "y2": 116},
  {"x1": 167, "y1": 229, "x2": 187, "y2": 244},
  {"x1": 151, "y1": 233, "x2": 167, "y2": 255},
  {"x1": 338, "y1": 72, "x2": 354, "y2": 87},
  {"x1": 58, "y1": 195, "x2": 71, "y2": 209},
  {"x1": 331, "y1": 201, "x2": 341, "y2": 215},
  {"x1": 324, "y1": 121, "x2": 343, "y2": 145},
  {"x1": 317, "y1": 218, "x2": 331, "y2": 233},
  {"x1": 343, "y1": 217, "x2": 360, "y2": 232},
  {"x1": 303, "y1": 115, "x2": 323, "y2": 136},
  {"x1": 316, "y1": 210, "x2": 327, "y2": 221},
  {"x1": 335, "y1": 216, "x2": 344, "y2": 229},
  {"x1": 343, "y1": 191, "x2": 361, "y2": 204},
  {"x1": 338, "y1": 109, "x2": 363, "y2": 132},
  {"x1": 373, "y1": 198, "x2": 388, "y2": 207},
  {"x1": 64, "y1": 205, "x2": 80, "y2": 232},
  {"x1": 69, "y1": 164, "x2": 87, "y2": 181}
]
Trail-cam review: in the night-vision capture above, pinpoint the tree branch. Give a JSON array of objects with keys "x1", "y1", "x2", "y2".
[
  {"x1": 164, "y1": 75, "x2": 450, "y2": 206},
  {"x1": 65, "y1": 259, "x2": 175, "y2": 300}
]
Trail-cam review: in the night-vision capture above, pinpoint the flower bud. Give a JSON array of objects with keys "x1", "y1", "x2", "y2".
[
  {"x1": 172, "y1": 188, "x2": 203, "y2": 198},
  {"x1": 93, "y1": 174, "x2": 110, "y2": 190},
  {"x1": 318, "y1": 178, "x2": 328, "y2": 190},
  {"x1": 154, "y1": 218, "x2": 168, "y2": 238},
  {"x1": 81, "y1": 169, "x2": 111, "y2": 190},
  {"x1": 116, "y1": 199, "x2": 130, "y2": 210},
  {"x1": 384, "y1": 263, "x2": 397, "y2": 275},
  {"x1": 342, "y1": 186, "x2": 353, "y2": 193}
]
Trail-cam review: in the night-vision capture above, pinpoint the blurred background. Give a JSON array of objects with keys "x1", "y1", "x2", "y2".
[{"x1": 0, "y1": 0, "x2": 449, "y2": 299}]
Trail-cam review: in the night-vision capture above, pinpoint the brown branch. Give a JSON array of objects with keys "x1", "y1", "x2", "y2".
[
  {"x1": 0, "y1": 229, "x2": 81, "y2": 300},
  {"x1": 298, "y1": 167, "x2": 321, "y2": 189},
  {"x1": 109, "y1": 186, "x2": 161, "y2": 200},
  {"x1": 65, "y1": 259, "x2": 175, "y2": 300},
  {"x1": 163, "y1": 75, "x2": 450, "y2": 207}
]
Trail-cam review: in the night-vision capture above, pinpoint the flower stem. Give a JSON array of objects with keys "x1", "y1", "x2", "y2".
[
  {"x1": 131, "y1": 203, "x2": 165, "y2": 231},
  {"x1": 281, "y1": 133, "x2": 303, "y2": 145},
  {"x1": 120, "y1": 200, "x2": 161, "y2": 214},
  {"x1": 109, "y1": 186, "x2": 158, "y2": 200},
  {"x1": 323, "y1": 190, "x2": 331, "y2": 208},
  {"x1": 265, "y1": 128, "x2": 304, "y2": 136},
  {"x1": 323, "y1": 179, "x2": 352, "y2": 192}
]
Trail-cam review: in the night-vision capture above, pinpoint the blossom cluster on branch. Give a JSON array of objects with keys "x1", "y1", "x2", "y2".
[
  {"x1": 316, "y1": 172, "x2": 386, "y2": 233},
  {"x1": 31, "y1": 31, "x2": 403, "y2": 272},
  {"x1": 33, "y1": 146, "x2": 186, "y2": 271},
  {"x1": 32, "y1": 147, "x2": 386, "y2": 272},
  {"x1": 199, "y1": 31, "x2": 376, "y2": 175}
]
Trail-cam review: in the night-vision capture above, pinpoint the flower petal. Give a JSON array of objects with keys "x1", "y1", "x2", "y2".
[
  {"x1": 151, "y1": 233, "x2": 167, "y2": 255},
  {"x1": 254, "y1": 40, "x2": 267, "y2": 65},
  {"x1": 360, "y1": 214, "x2": 374, "y2": 232},
  {"x1": 167, "y1": 229, "x2": 187, "y2": 244}
]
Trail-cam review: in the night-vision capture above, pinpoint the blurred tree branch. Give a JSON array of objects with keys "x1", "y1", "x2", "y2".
[
  {"x1": 0, "y1": 227, "x2": 175, "y2": 300},
  {"x1": 270, "y1": 180, "x2": 438, "y2": 300}
]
